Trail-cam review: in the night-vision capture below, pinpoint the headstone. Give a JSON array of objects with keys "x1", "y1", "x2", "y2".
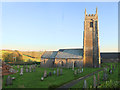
[
  {"x1": 20, "y1": 68, "x2": 23, "y2": 75},
  {"x1": 82, "y1": 68, "x2": 83, "y2": 72},
  {"x1": 97, "y1": 73, "x2": 100, "y2": 86},
  {"x1": 109, "y1": 69, "x2": 112, "y2": 74},
  {"x1": 74, "y1": 70, "x2": 77, "y2": 75},
  {"x1": 26, "y1": 68, "x2": 28, "y2": 72},
  {"x1": 6, "y1": 76, "x2": 13, "y2": 86},
  {"x1": 57, "y1": 68, "x2": 59, "y2": 76},
  {"x1": 77, "y1": 69, "x2": 80, "y2": 74},
  {"x1": 83, "y1": 80, "x2": 87, "y2": 88},
  {"x1": 103, "y1": 71, "x2": 107, "y2": 81},
  {"x1": 44, "y1": 70, "x2": 47, "y2": 78},
  {"x1": 29, "y1": 66, "x2": 31, "y2": 72},
  {"x1": 72, "y1": 62, "x2": 74, "y2": 71},
  {"x1": 49, "y1": 72, "x2": 52, "y2": 76},
  {"x1": 60, "y1": 68, "x2": 62, "y2": 75},
  {"x1": 53, "y1": 70, "x2": 56, "y2": 75},
  {"x1": 17, "y1": 65, "x2": 19, "y2": 69},
  {"x1": 112, "y1": 65, "x2": 114, "y2": 71},
  {"x1": 93, "y1": 75, "x2": 97, "y2": 88},
  {"x1": 41, "y1": 77, "x2": 44, "y2": 81}
]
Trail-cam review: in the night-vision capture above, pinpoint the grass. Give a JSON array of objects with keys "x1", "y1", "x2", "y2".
[
  {"x1": 2, "y1": 66, "x2": 102, "y2": 88},
  {"x1": 71, "y1": 62, "x2": 119, "y2": 88}
]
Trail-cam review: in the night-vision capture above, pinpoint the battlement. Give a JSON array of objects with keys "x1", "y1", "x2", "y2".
[{"x1": 86, "y1": 14, "x2": 95, "y2": 16}]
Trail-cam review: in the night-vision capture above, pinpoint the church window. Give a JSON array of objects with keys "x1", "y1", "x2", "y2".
[{"x1": 90, "y1": 22, "x2": 93, "y2": 27}]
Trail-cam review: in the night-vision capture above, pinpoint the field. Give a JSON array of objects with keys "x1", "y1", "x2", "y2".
[
  {"x1": 1, "y1": 50, "x2": 44, "y2": 62},
  {"x1": 3, "y1": 66, "x2": 102, "y2": 88}
]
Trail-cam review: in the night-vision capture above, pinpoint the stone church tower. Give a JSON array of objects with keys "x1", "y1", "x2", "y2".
[{"x1": 83, "y1": 8, "x2": 101, "y2": 68}]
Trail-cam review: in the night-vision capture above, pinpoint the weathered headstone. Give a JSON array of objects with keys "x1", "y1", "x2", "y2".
[
  {"x1": 53, "y1": 70, "x2": 56, "y2": 75},
  {"x1": 60, "y1": 68, "x2": 62, "y2": 75},
  {"x1": 17, "y1": 65, "x2": 19, "y2": 69},
  {"x1": 83, "y1": 80, "x2": 87, "y2": 88},
  {"x1": 109, "y1": 69, "x2": 112, "y2": 74},
  {"x1": 74, "y1": 70, "x2": 77, "y2": 75},
  {"x1": 57, "y1": 68, "x2": 59, "y2": 76},
  {"x1": 82, "y1": 68, "x2": 83, "y2": 72},
  {"x1": 97, "y1": 73, "x2": 100, "y2": 86},
  {"x1": 103, "y1": 71, "x2": 107, "y2": 81},
  {"x1": 6, "y1": 76, "x2": 13, "y2": 86},
  {"x1": 93, "y1": 75, "x2": 97, "y2": 88},
  {"x1": 77, "y1": 69, "x2": 80, "y2": 74},
  {"x1": 49, "y1": 72, "x2": 52, "y2": 76},
  {"x1": 26, "y1": 68, "x2": 28, "y2": 72},
  {"x1": 44, "y1": 70, "x2": 47, "y2": 78},
  {"x1": 29, "y1": 66, "x2": 31, "y2": 72},
  {"x1": 72, "y1": 62, "x2": 74, "y2": 71}
]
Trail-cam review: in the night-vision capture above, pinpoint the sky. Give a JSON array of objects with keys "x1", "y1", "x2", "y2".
[{"x1": 1, "y1": 2, "x2": 118, "y2": 52}]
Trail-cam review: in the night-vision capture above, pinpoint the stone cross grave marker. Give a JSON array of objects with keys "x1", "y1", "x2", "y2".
[{"x1": 83, "y1": 80, "x2": 87, "y2": 88}]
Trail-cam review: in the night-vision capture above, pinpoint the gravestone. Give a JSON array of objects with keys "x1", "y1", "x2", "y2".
[
  {"x1": 109, "y1": 69, "x2": 112, "y2": 74},
  {"x1": 83, "y1": 80, "x2": 87, "y2": 88},
  {"x1": 97, "y1": 73, "x2": 100, "y2": 86},
  {"x1": 6, "y1": 76, "x2": 12, "y2": 86},
  {"x1": 82, "y1": 68, "x2": 83, "y2": 72},
  {"x1": 53, "y1": 70, "x2": 56, "y2": 75},
  {"x1": 26, "y1": 68, "x2": 28, "y2": 72},
  {"x1": 60, "y1": 68, "x2": 62, "y2": 75},
  {"x1": 77, "y1": 69, "x2": 80, "y2": 74},
  {"x1": 112, "y1": 65, "x2": 114, "y2": 72},
  {"x1": 49, "y1": 72, "x2": 52, "y2": 76},
  {"x1": 57, "y1": 68, "x2": 59, "y2": 76},
  {"x1": 20, "y1": 68, "x2": 23, "y2": 75},
  {"x1": 103, "y1": 71, "x2": 107, "y2": 81},
  {"x1": 17, "y1": 65, "x2": 19, "y2": 69},
  {"x1": 93, "y1": 75, "x2": 97, "y2": 88},
  {"x1": 74, "y1": 70, "x2": 77, "y2": 75},
  {"x1": 44, "y1": 70, "x2": 47, "y2": 78},
  {"x1": 29, "y1": 66, "x2": 31, "y2": 72}
]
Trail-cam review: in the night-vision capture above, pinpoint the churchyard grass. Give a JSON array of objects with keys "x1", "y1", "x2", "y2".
[
  {"x1": 71, "y1": 62, "x2": 119, "y2": 88},
  {"x1": 3, "y1": 65, "x2": 102, "y2": 88}
]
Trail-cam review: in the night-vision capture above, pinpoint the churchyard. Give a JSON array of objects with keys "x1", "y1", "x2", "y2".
[
  {"x1": 71, "y1": 62, "x2": 119, "y2": 88},
  {"x1": 2, "y1": 62, "x2": 119, "y2": 88}
]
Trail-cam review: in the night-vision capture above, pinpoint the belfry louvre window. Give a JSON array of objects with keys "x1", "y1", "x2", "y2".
[{"x1": 90, "y1": 22, "x2": 93, "y2": 27}]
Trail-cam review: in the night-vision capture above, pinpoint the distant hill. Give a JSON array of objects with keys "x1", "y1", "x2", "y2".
[{"x1": 1, "y1": 49, "x2": 45, "y2": 62}]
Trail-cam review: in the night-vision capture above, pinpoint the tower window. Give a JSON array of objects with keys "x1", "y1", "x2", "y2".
[{"x1": 90, "y1": 22, "x2": 93, "y2": 27}]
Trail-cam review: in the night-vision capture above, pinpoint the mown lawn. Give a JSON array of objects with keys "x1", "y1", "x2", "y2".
[
  {"x1": 3, "y1": 65, "x2": 102, "y2": 88},
  {"x1": 71, "y1": 62, "x2": 119, "y2": 88}
]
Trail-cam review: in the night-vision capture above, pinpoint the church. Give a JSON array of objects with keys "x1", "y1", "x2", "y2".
[{"x1": 41, "y1": 8, "x2": 101, "y2": 68}]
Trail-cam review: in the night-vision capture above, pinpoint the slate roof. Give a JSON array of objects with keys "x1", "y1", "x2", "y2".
[
  {"x1": 41, "y1": 51, "x2": 58, "y2": 59},
  {"x1": 55, "y1": 49, "x2": 83, "y2": 59},
  {"x1": 100, "y1": 52, "x2": 119, "y2": 59}
]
